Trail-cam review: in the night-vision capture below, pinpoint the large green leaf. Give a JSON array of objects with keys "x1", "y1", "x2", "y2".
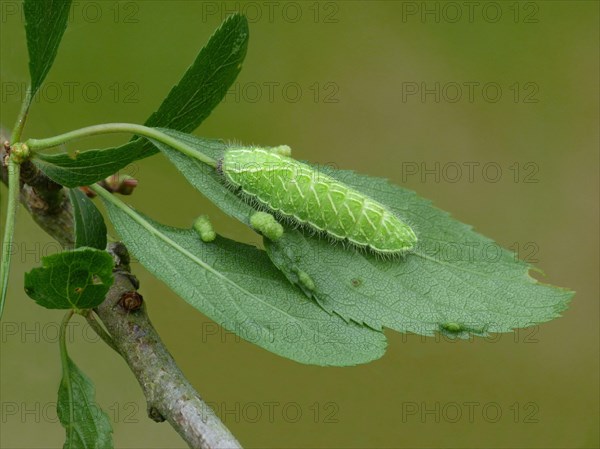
[
  {"x1": 24, "y1": 248, "x2": 114, "y2": 310},
  {"x1": 152, "y1": 130, "x2": 574, "y2": 338},
  {"x1": 68, "y1": 189, "x2": 107, "y2": 250},
  {"x1": 32, "y1": 14, "x2": 248, "y2": 187},
  {"x1": 98, "y1": 190, "x2": 386, "y2": 366},
  {"x1": 264, "y1": 170, "x2": 574, "y2": 337},
  {"x1": 58, "y1": 355, "x2": 113, "y2": 449},
  {"x1": 24, "y1": 0, "x2": 72, "y2": 97}
]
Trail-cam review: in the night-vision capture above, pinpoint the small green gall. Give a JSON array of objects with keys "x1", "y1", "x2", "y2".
[
  {"x1": 193, "y1": 215, "x2": 216, "y2": 242},
  {"x1": 250, "y1": 211, "x2": 284, "y2": 241},
  {"x1": 297, "y1": 270, "x2": 315, "y2": 291},
  {"x1": 442, "y1": 322, "x2": 462, "y2": 333}
]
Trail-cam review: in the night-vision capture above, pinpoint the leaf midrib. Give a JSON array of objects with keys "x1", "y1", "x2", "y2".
[{"x1": 105, "y1": 192, "x2": 313, "y2": 326}]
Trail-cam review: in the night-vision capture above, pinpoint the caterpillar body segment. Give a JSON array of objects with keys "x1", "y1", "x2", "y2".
[{"x1": 220, "y1": 147, "x2": 417, "y2": 255}]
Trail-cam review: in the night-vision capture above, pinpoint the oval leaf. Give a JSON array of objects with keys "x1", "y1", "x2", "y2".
[
  {"x1": 24, "y1": 248, "x2": 114, "y2": 310},
  {"x1": 264, "y1": 169, "x2": 574, "y2": 337},
  {"x1": 97, "y1": 190, "x2": 386, "y2": 366}
]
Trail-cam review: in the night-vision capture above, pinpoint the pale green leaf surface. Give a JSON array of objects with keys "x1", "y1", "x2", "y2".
[
  {"x1": 24, "y1": 0, "x2": 72, "y2": 97},
  {"x1": 68, "y1": 189, "x2": 107, "y2": 249},
  {"x1": 153, "y1": 130, "x2": 573, "y2": 338},
  {"x1": 100, "y1": 196, "x2": 386, "y2": 366},
  {"x1": 265, "y1": 169, "x2": 574, "y2": 337},
  {"x1": 58, "y1": 356, "x2": 113, "y2": 449},
  {"x1": 24, "y1": 248, "x2": 114, "y2": 310}
]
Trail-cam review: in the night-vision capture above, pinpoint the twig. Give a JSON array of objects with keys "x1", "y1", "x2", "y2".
[
  {"x1": 99, "y1": 242, "x2": 242, "y2": 449},
  {"x1": 0, "y1": 128, "x2": 243, "y2": 449},
  {"x1": 0, "y1": 140, "x2": 74, "y2": 248},
  {"x1": 82, "y1": 310, "x2": 120, "y2": 354}
]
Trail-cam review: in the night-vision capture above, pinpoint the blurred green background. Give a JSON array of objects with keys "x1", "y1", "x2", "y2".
[{"x1": 1, "y1": 1, "x2": 598, "y2": 448}]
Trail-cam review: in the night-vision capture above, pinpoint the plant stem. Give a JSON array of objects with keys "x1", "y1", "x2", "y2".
[
  {"x1": 10, "y1": 86, "x2": 32, "y2": 144},
  {"x1": 25, "y1": 123, "x2": 217, "y2": 167},
  {"x1": 0, "y1": 157, "x2": 21, "y2": 318},
  {"x1": 1, "y1": 132, "x2": 242, "y2": 449},
  {"x1": 83, "y1": 310, "x2": 120, "y2": 354},
  {"x1": 59, "y1": 309, "x2": 75, "y2": 372},
  {"x1": 59, "y1": 310, "x2": 75, "y2": 443},
  {"x1": 97, "y1": 243, "x2": 243, "y2": 449}
]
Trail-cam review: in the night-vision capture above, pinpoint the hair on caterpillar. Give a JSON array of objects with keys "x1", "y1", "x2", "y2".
[{"x1": 219, "y1": 146, "x2": 418, "y2": 256}]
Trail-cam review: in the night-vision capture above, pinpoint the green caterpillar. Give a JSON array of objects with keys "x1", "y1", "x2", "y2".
[{"x1": 218, "y1": 147, "x2": 417, "y2": 255}]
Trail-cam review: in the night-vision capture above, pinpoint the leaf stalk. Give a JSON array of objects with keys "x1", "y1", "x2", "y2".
[
  {"x1": 0, "y1": 156, "x2": 21, "y2": 317},
  {"x1": 25, "y1": 123, "x2": 217, "y2": 167}
]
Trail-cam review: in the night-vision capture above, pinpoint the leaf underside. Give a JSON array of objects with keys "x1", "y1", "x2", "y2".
[
  {"x1": 152, "y1": 129, "x2": 574, "y2": 339},
  {"x1": 265, "y1": 170, "x2": 573, "y2": 337},
  {"x1": 100, "y1": 197, "x2": 386, "y2": 366}
]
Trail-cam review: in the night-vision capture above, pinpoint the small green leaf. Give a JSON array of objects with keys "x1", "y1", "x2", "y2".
[
  {"x1": 68, "y1": 189, "x2": 107, "y2": 250},
  {"x1": 32, "y1": 14, "x2": 248, "y2": 187},
  {"x1": 151, "y1": 130, "x2": 573, "y2": 338},
  {"x1": 24, "y1": 0, "x2": 72, "y2": 97},
  {"x1": 97, "y1": 188, "x2": 386, "y2": 366},
  {"x1": 24, "y1": 248, "x2": 114, "y2": 310},
  {"x1": 58, "y1": 355, "x2": 113, "y2": 449}
]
